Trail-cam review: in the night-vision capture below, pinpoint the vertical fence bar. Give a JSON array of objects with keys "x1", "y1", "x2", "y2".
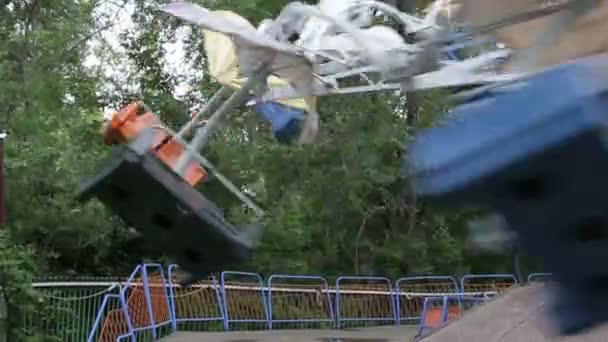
[
  {"x1": 144, "y1": 263, "x2": 174, "y2": 339},
  {"x1": 140, "y1": 266, "x2": 157, "y2": 340},
  {"x1": 167, "y1": 265, "x2": 179, "y2": 331}
]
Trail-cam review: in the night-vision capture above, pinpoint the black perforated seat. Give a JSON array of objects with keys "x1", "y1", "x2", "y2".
[{"x1": 78, "y1": 128, "x2": 258, "y2": 274}]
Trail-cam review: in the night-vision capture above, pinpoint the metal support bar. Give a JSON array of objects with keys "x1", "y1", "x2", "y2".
[
  {"x1": 154, "y1": 125, "x2": 265, "y2": 218},
  {"x1": 174, "y1": 64, "x2": 271, "y2": 176},
  {"x1": 176, "y1": 85, "x2": 233, "y2": 140}
]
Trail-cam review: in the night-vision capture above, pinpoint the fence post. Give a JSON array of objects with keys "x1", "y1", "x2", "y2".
[
  {"x1": 167, "y1": 265, "x2": 178, "y2": 331},
  {"x1": 141, "y1": 266, "x2": 158, "y2": 340}
]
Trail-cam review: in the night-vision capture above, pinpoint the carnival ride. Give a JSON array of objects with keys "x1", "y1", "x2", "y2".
[{"x1": 78, "y1": 0, "x2": 606, "y2": 335}]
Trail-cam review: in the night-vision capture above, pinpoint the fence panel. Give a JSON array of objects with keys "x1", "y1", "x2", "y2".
[
  {"x1": 395, "y1": 276, "x2": 459, "y2": 324},
  {"x1": 460, "y1": 274, "x2": 518, "y2": 299},
  {"x1": 167, "y1": 265, "x2": 224, "y2": 332},
  {"x1": 51, "y1": 266, "x2": 547, "y2": 340},
  {"x1": 141, "y1": 263, "x2": 173, "y2": 339},
  {"x1": 87, "y1": 293, "x2": 134, "y2": 342},
  {"x1": 335, "y1": 276, "x2": 396, "y2": 329},
  {"x1": 118, "y1": 264, "x2": 154, "y2": 341},
  {"x1": 221, "y1": 271, "x2": 269, "y2": 331},
  {"x1": 113, "y1": 264, "x2": 172, "y2": 341},
  {"x1": 267, "y1": 275, "x2": 333, "y2": 330},
  {"x1": 30, "y1": 282, "x2": 120, "y2": 342}
]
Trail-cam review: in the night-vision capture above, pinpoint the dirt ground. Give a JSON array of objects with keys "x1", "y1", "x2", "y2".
[{"x1": 160, "y1": 326, "x2": 419, "y2": 342}]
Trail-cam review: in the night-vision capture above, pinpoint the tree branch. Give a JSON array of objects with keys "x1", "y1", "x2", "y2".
[
  {"x1": 60, "y1": 0, "x2": 130, "y2": 61},
  {"x1": 354, "y1": 206, "x2": 386, "y2": 274}
]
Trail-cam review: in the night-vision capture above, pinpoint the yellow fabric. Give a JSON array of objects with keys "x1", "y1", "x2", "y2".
[{"x1": 203, "y1": 10, "x2": 316, "y2": 111}]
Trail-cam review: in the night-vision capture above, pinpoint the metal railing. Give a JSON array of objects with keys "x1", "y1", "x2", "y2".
[
  {"x1": 24, "y1": 281, "x2": 121, "y2": 341},
  {"x1": 88, "y1": 265, "x2": 552, "y2": 340},
  {"x1": 17, "y1": 266, "x2": 552, "y2": 341}
]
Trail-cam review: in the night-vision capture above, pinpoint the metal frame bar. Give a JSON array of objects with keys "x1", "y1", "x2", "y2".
[{"x1": 174, "y1": 65, "x2": 270, "y2": 176}]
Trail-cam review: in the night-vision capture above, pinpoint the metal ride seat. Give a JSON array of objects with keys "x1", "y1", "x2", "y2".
[
  {"x1": 78, "y1": 104, "x2": 257, "y2": 276},
  {"x1": 408, "y1": 54, "x2": 608, "y2": 335}
]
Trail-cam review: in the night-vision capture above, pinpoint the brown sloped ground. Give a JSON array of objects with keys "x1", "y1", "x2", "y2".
[{"x1": 420, "y1": 283, "x2": 608, "y2": 342}]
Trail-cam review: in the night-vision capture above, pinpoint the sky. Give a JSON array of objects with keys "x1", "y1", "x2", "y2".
[{"x1": 84, "y1": 1, "x2": 194, "y2": 118}]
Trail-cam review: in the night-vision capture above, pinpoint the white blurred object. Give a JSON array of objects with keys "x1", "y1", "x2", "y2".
[
  {"x1": 467, "y1": 213, "x2": 518, "y2": 253},
  {"x1": 321, "y1": 0, "x2": 374, "y2": 27},
  {"x1": 299, "y1": 0, "x2": 374, "y2": 50},
  {"x1": 256, "y1": 18, "x2": 275, "y2": 37},
  {"x1": 162, "y1": 2, "x2": 314, "y2": 97},
  {"x1": 315, "y1": 25, "x2": 405, "y2": 56},
  {"x1": 163, "y1": 0, "x2": 528, "y2": 102}
]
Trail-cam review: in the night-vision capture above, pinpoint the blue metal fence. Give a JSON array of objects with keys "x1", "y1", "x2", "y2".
[{"x1": 84, "y1": 266, "x2": 552, "y2": 341}]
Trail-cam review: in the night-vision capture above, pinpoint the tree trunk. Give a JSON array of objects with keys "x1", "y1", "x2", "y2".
[
  {"x1": 399, "y1": 10, "x2": 420, "y2": 231},
  {"x1": 513, "y1": 249, "x2": 523, "y2": 284},
  {"x1": 0, "y1": 133, "x2": 6, "y2": 227},
  {"x1": 406, "y1": 92, "x2": 418, "y2": 126}
]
